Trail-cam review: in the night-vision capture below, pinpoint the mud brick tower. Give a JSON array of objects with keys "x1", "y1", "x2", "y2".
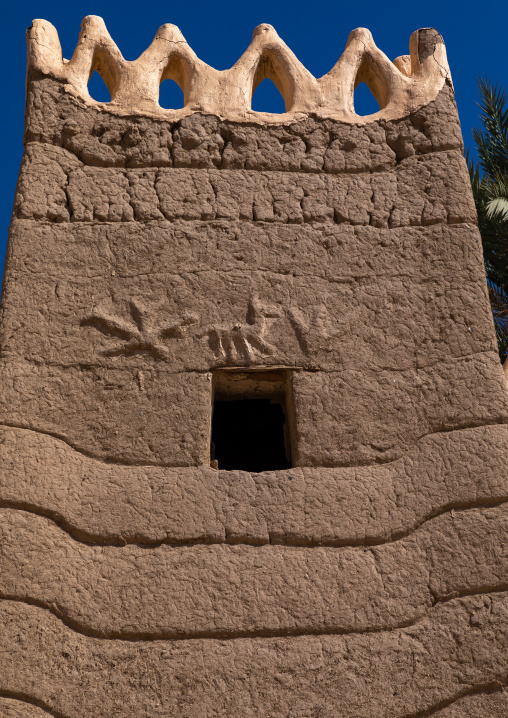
[{"x1": 1, "y1": 16, "x2": 508, "y2": 717}]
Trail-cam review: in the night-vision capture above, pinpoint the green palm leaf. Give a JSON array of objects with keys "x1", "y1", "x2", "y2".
[
  {"x1": 469, "y1": 78, "x2": 508, "y2": 362},
  {"x1": 486, "y1": 197, "x2": 508, "y2": 222}
]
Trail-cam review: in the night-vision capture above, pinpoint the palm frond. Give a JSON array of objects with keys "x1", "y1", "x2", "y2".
[
  {"x1": 486, "y1": 197, "x2": 508, "y2": 222},
  {"x1": 488, "y1": 283, "x2": 508, "y2": 362},
  {"x1": 475, "y1": 78, "x2": 508, "y2": 179},
  {"x1": 469, "y1": 78, "x2": 508, "y2": 361}
]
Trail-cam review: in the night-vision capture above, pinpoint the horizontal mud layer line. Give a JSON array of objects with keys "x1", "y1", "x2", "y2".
[
  {"x1": 407, "y1": 682, "x2": 508, "y2": 718},
  {"x1": 1, "y1": 594, "x2": 508, "y2": 718},
  {"x1": 17, "y1": 213, "x2": 473, "y2": 229},
  {"x1": 20, "y1": 139, "x2": 466, "y2": 172},
  {"x1": 1, "y1": 586, "x2": 508, "y2": 643},
  {"x1": 0, "y1": 419, "x2": 508, "y2": 469},
  {"x1": 23, "y1": 141, "x2": 465, "y2": 172},
  {"x1": 1, "y1": 496, "x2": 507, "y2": 549},
  {"x1": 0, "y1": 694, "x2": 64, "y2": 718},
  {"x1": 25, "y1": 79, "x2": 464, "y2": 171},
  {"x1": 2, "y1": 503, "x2": 507, "y2": 638},
  {"x1": 14, "y1": 145, "x2": 474, "y2": 227},
  {"x1": 27, "y1": 131, "x2": 464, "y2": 173},
  {"x1": 2, "y1": 351, "x2": 506, "y2": 465},
  {"x1": 0, "y1": 347, "x2": 496, "y2": 376},
  {"x1": 2, "y1": 415, "x2": 507, "y2": 468},
  {"x1": 1, "y1": 423, "x2": 507, "y2": 546},
  {"x1": 15, "y1": 215, "x2": 474, "y2": 230},
  {"x1": 1, "y1": 682, "x2": 508, "y2": 718}
]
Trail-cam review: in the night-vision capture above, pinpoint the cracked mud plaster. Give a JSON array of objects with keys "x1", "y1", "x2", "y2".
[
  {"x1": 1, "y1": 27, "x2": 508, "y2": 718},
  {"x1": 0, "y1": 222, "x2": 497, "y2": 375},
  {"x1": 0, "y1": 423, "x2": 507, "y2": 546},
  {"x1": 1, "y1": 594, "x2": 508, "y2": 717},
  {"x1": 15, "y1": 144, "x2": 475, "y2": 227},
  {"x1": 0, "y1": 699, "x2": 55, "y2": 718},
  {"x1": 24, "y1": 79, "x2": 462, "y2": 170},
  {"x1": 1, "y1": 503, "x2": 508, "y2": 638}
]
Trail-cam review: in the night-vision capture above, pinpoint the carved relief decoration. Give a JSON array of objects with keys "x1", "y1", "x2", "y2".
[
  {"x1": 82, "y1": 296, "x2": 339, "y2": 364},
  {"x1": 288, "y1": 305, "x2": 341, "y2": 355},
  {"x1": 206, "y1": 297, "x2": 282, "y2": 363},
  {"x1": 82, "y1": 299, "x2": 198, "y2": 359}
]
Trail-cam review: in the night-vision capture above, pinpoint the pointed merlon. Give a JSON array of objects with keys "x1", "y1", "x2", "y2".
[{"x1": 26, "y1": 17, "x2": 451, "y2": 124}]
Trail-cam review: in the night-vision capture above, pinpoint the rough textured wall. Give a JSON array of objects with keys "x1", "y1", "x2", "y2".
[{"x1": 1, "y1": 17, "x2": 508, "y2": 718}]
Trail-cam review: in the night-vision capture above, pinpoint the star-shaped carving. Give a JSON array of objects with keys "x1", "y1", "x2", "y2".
[{"x1": 82, "y1": 299, "x2": 198, "y2": 360}]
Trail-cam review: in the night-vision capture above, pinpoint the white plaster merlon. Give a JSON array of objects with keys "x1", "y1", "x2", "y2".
[{"x1": 27, "y1": 16, "x2": 452, "y2": 124}]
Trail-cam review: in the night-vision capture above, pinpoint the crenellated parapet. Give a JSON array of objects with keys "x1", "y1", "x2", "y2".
[{"x1": 27, "y1": 16, "x2": 451, "y2": 124}]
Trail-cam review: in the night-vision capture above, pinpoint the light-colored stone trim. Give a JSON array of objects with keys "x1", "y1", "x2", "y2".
[{"x1": 27, "y1": 17, "x2": 451, "y2": 125}]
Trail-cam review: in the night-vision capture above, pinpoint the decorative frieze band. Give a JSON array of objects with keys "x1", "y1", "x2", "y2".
[{"x1": 27, "y1": 17, "x2": 451, "y2": 124}]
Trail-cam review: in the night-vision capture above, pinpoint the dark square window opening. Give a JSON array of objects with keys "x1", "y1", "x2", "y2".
[{"x1": 211, "y1": 370, "x2": 293, "y2": 472}]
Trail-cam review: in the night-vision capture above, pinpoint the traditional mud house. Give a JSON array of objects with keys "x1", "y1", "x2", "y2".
[{"x1": 1, "y1": 17, "x2": 508, "y2": 717}]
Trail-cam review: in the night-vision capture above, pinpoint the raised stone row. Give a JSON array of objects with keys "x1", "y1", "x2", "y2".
[
  {"x1": 0, "y1": 595, "x2": 507, "y2": 717},
  {"x1": 15, "y1": 144, "x2": 474, "y2": 227}
]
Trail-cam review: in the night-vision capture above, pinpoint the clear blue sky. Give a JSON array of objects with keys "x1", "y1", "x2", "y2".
[{"x1": 1, "y1": 0, "x2": 507, "y2": 285}]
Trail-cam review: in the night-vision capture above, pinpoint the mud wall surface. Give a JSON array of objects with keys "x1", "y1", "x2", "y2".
[{"x1": 1, "y1": 20, "x2": 508, "y2": 717}]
